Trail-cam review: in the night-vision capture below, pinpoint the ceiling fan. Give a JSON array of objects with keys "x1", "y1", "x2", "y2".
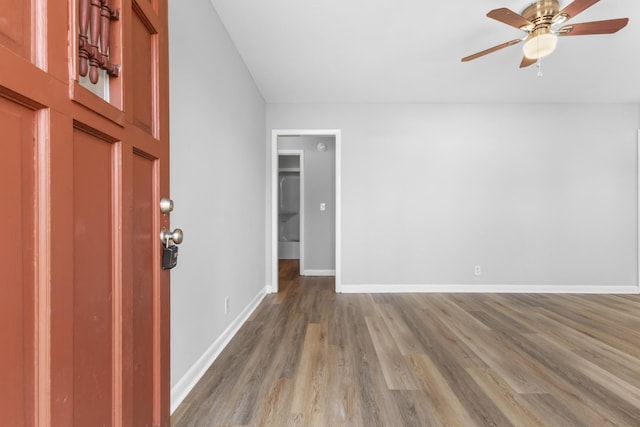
[{"x1": 461, "y1": 0, "x2": 629, "y2": 68}]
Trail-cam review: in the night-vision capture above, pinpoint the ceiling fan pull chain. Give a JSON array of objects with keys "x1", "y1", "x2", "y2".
[
  {"x1": 536, "y1": 59, "x2": 543, "y2": 77},
  {"x1": 535, "y1": 35, "x2": 544, "y2": 77}
]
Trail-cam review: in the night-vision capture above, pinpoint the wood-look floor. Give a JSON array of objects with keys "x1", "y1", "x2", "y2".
[{"x1": 172, "y1": 260, "x2": 640, "y2": 426}]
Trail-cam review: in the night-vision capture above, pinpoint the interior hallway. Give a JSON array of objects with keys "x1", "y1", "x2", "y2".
[{"x1": 172, "y1": 260, "x2": 640, "y2": 426}]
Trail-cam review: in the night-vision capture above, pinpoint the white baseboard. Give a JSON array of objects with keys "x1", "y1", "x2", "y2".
[
  {"x1": 340, "y1": 283, "x2": 639, "y2": 294},
  {"x1": 302, "y1": 269, "x2": 335, "y2": 276},
  {"x1": 170, "y1": 288, "x2": 267, "y2": 414}
]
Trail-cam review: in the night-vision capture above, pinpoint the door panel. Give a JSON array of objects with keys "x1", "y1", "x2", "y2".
[
  {"x1": 131, "y1": 8, "x2": 156, "y2": 136},
  {"x1": 72, "y1": 129, "x2": 114, "y2": 426},
  {"x1": 0, "y1": 0, "x2": 31, "y2": 59},
  {"x1": 132, "y1": 152, "x2": 156, "y2": 427},
  {"x1": 0, "y1": 96, "x2": 35, "y2": 427}
]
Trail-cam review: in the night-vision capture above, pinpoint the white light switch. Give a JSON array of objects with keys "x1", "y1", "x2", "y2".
[{"x1": 320, "y1": 203, "x2": 326, "y2": 211}]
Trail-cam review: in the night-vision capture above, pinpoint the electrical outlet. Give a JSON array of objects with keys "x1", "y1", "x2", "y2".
[
  {"x1": 224, "y1": 297, "x2": 229, "y2": 314},
  {"x1": 474, "y1": 265, "x2": 482, "y2": 276}
]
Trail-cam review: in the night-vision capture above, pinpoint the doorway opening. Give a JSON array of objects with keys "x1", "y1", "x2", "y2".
[
  {"x1": 270, "y1": 130, "x2": 341, "y2": 293},
  {"x1": 278, "y1": 150, "x2": 305, "y2": 273}
]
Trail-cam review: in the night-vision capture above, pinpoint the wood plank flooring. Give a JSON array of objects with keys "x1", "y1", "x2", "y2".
[{"x1": 171, "y1": 260, "x2": 640, "y2": 426}]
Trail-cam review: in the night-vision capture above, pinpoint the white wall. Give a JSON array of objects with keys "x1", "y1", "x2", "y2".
[
  {"x1": 279, "y1": 136, "x2": 336, "y2": 272},
  {"x1": 169, "y1": 0, "x2": 266, "y2": 410},
  {"x1": 267, "y1": 104, "x2": 640, "y2": 292}
]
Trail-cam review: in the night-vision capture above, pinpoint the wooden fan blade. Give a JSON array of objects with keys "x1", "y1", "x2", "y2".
[
  {"x1": 553, "y1": 0, "x2": 599, "y2": 22},
  {"x1": 520, "y1": 56, "x2": 536, "y2": 68},
  {"x1": 487, "y1": 8, "x2": 533, "y2": 30},
  {"x1": 461, "y1": 39, "x2": 522, "y2": 62},
  {"x1": 558, "y1": 18, "x2": 629, "y2": 36}
]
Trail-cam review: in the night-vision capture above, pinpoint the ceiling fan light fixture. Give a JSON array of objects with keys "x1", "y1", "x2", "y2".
[
  {"x1": 523, "y1": 28, "x2": 558, "y2": 59},
  {"x1": 461, "y1": 0, "x2": 628, "y2": 68}
]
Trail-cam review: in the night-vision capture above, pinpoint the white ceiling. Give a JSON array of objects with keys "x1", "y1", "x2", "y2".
[{"x1": 209, "y1": 0, "x2": 640, "y2": 104}]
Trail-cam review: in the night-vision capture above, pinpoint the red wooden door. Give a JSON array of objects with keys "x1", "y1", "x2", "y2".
[{"x1": 0, "y1": 1, "x2": 171, "y2": 426}]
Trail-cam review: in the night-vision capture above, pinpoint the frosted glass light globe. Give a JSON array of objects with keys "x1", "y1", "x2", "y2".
[{"x1": 523, "y1": 31, "x2": 558, "y2": 59}]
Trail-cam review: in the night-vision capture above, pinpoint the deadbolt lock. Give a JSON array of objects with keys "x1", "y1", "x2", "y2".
[{"x1": 160, "y1": 197, "x2": 174, "y2": 214}]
